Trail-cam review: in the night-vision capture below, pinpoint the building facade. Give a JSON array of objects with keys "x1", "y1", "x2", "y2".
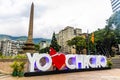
[
  {"x1": 57, "y1": 26, "x2": 82, "y2": 53},
  {"x1": 110, "y1": 0, "x2": 120, "y2": 13},
  {"x1": 0, "y1": 39, "x2": 24, "y2": 56}
]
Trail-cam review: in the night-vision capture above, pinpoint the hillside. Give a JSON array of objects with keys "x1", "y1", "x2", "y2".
[{"x1": 0, "y1": 34, "x2": 51, "y2": 44}]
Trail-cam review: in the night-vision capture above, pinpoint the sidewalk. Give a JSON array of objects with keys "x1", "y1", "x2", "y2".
[{"x1": 1, "y1": 69, "x2": 120, "y2": 80}]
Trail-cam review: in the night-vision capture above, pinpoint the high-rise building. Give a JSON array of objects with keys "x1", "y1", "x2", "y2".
[
  {"x1": 110, "y1": 0, "x2": 120, "y2": 13},
  {"x1": 57, "y1": 26, "x2": 82, "y2": 53}
]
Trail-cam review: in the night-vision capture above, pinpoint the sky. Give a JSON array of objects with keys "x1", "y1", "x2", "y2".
[{"x1": 0, "y1": 0, "x2": 113, "y2": 39}]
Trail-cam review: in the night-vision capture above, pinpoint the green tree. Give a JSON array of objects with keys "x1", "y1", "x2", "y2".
[
  {"x1": 34, "y1": 44, "x2": 40, "y2": 51},
  {"x1": 67, "y1": 36, "x2": 86, "y2": 54},
  {"x1": 50, "y1": 32, "x2": 61, "y2": 52},
  {"x1": 104, "y1": 26, "x2": 116, "y2": 56},
  {"x1": 94, "y1": 26, "x2": 116, "y2": 57},
  {"x1": 107, "y1": 10, "x2": 120, "y2": 44},
  {"x1": 90, "y1": 29, "x2": 105, "y2": 55},
  {"x1": 39, "y1": 47, "x2": 50, "y2": 53}
]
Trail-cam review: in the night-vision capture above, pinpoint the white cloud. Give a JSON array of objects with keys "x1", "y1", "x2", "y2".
[{"x1": 0, "y1": 0, "x2": 112, "y2": 39}]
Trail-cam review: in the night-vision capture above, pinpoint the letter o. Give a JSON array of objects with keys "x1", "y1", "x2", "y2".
[{"x1": 36, "y1": 54, "x2": 52, "y2": 71}]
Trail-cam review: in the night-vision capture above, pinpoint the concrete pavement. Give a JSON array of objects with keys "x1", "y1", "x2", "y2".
[{"x1": 1, "y1": 69, "x2": 120, "y2": 80}]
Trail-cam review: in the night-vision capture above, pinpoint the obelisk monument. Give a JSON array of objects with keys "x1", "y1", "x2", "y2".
[{"x1": 23, "y1": 3, "x2": 35, "y2": 53}]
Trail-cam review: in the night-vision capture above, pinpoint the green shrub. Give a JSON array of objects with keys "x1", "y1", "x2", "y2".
[
  {"x1": 10, "y1": 61, "x2": 25, "y2": 77},
  {"x1": 0, "y1": 52, "x2": 2, "y2": 56},
  {"x1": 0, "y1": 54, "x2": 27, "y2": 59},
  {"x1": 107, "y1": 60, "x2": 113, "y2": 68},
  {"x1": 0, "y1": 55, "x2": 12, "y2": 59},
  {"x1": 12, "y1": 54, "x2": 27, "y2": 59}
]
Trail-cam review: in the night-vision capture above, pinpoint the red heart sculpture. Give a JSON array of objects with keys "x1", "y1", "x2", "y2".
[
  {"x1": 52, "y1": 53, "x2": 66, "y2": 70},
  {"x1": 49, "y1": 47, "x2": 66, "y2": 70}
]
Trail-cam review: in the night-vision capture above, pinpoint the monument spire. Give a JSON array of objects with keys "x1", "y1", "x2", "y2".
[
  {"x1": 23, "y1": 3, "x2": 35, "y2": 53},
  {"x1": 27, "y1": 2, "x2": 34, "y2": 43}
]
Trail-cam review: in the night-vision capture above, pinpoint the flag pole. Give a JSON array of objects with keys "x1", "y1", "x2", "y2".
[
  {"x1": 87, "y1": 30, "x2": 90, "y2": 55},
  {"x1": 94, "y1": 39, "x2": 96, "y2": 55}
]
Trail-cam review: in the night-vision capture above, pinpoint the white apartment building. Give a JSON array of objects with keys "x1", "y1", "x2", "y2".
[
  {"x1": 57, "y1": 26, "x2": 82, "y2": 53},
  {"x1": 0, "y1": 39, "x2": 24, "y2": 56},
  {"x1": 1, "y1": 39, "x2": 12, "y2": 56},
  {"x1": 39, "y1": 41, "x2": 50, "y2": 50}
]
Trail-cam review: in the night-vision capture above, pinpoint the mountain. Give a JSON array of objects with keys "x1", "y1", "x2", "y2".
[{"x1": 0, "y1": 34, "x2": 51, "y2": 44}]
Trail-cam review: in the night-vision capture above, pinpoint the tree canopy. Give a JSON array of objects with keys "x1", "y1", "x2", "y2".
[
  {"x1": 67, "y1": 36, "x2": 86, "y2": 54},
  {"x1": 91, "y1": 11, "x2": 120, "y2": 57},
  {"x1": 50, "y1": 32, "x2": 61, "y2": 52},
  {"x1": 94, "y1": 26, "x2": 117, "y2": 57},
  {"x1": 107, "y1": 11, "x2": 120, "y2": 43}
]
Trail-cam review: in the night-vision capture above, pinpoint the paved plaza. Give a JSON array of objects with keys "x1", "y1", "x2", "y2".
[{"x1": 0, "y1": 69, "x2": 120, "y2": 80}]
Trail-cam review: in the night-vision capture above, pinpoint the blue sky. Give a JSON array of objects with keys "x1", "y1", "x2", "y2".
[{"x1": 0, "y1": 0, "x2": 112, "y2": 39}]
